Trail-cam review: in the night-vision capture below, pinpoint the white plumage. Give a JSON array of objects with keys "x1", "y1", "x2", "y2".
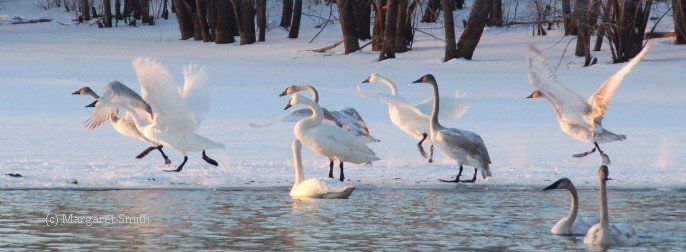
[
  {"x1": 543, "y1": 178, "x2": 598, "y2": 235},
  {"x1": 290, "y1": 140, "x2": 355, "y2": 199}
]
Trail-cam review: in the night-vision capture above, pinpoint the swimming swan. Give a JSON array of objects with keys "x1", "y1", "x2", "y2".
[
  {"x1": 285, "y1": 93, "x2": 380, "y2": 181},
  {"x1": 544, "y1": 178, "x2": 598, "y2": 235},
  {"x1": 412, "y1": 74, "x2": 491, "y2": 183},
  {"x1": 525, "y1": 41, "x2": 651, "y2": 165},
  {"x1": 82, "y1": 58, "x2": 224, "y2": 172},
  {"x1": 361, "y1": 73, "x2": 469, "y2": 162},
  {"x1": 583, "y1": 165, "x2": 639, "y2": 247},
  {"x1": 290, "y1": 139, "x2": 355, "y2": 198},
  {"x1": 72, "y1": 86, "x2": 171, "y2": 165}
]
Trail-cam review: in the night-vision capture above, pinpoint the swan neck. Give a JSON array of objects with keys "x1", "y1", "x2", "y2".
[
  {"x1": 293, "y1": 146, "x2": 304, "y2": 187},
  {"x1": 599, "y1": 177, "x2": 610, "y2": 229},
  {"x1": 306, "y1": 99, "x2": 324, "y2": 125},
  {"x1": 429, "y1": 81, "x2": 441, "y2": 129},
  {"x1": 303, "y1": 86, "x2": 319, "y2": 103},
  {"x1": 567, "y1": 184, "x2": 579, "y2": 226},
  {"x1": 88, "y1": 90, "x2": 101, "y2": 99},
  {"x1": 379, "y1": 78, "x2": 398, "y2": 95}
]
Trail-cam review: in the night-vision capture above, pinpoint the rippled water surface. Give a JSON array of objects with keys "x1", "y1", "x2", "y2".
[{"x1": 1, "y1": 186, "x2": 684, "y2": 250}]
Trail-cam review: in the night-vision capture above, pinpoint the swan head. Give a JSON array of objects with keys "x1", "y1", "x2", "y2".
[
  {"x1": 598, "y1": 165, "x2": 610, "y2": 181},
  {"x1": 543, "y1": 178, "x2": 574, "y2": 191},
  {"x1": 527, "y1": 90, "x2": 544, "y2": 99},
  {"x1": 412, "y1": 74, "x2": 437, "y2": 84},
  {"x1": 72, "y1": 87, "x2": 94, "y2": 95},
  {"x1": 362, "y1": 73, "x2": 383, "y2": 83},
  {"x1": 284, "y1": 93, "x2": 308, "y2": 110},
  {"x1": 279, "y1": 85, "x2": 305, "y2": 97}
]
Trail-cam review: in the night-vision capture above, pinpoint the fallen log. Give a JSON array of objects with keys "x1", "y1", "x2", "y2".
[{"x1": 10, "y1": 18, "x2": 52, "y2": 24}]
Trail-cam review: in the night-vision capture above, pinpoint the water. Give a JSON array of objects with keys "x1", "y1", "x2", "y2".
[{"x1": 1, "y1": 186, "x2": 684, "y2": 250}]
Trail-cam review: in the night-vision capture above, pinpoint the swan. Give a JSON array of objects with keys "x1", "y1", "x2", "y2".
[
  {"x1": 278, "y1": 85, "x2": 379, "y2": 179},
  {"x1": 361, "y1": 73, "x2": 469, "y2": 162},
  {"x1": 583, "y1": 165, "x2": 639, "y2": 247},
  {"x1": 72, "y1": 86, "x2": 171, "y2": 165},
  {"x1": 412, "y1": 74, "x2": 491, "y2": 183},
  {"x1": 525, "y1": 41, "x2": 651, "y2": 165},
  {"x1": 82, "y1": 58, "x2": 224, "y2": 172},
  {"x1": 284, "y1": 93, "x2": 380, "y2": 181},
  {"x1": 543, "y1": 178, "x2": 598, "y2": 235},
  {"x1": 289, "y1": 139, "x2": 355, "y2": 198}
]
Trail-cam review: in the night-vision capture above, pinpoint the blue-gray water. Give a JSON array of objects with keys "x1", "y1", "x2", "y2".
[{"x1": 1, "y1": 186, "x2": 684, "y2": 250}]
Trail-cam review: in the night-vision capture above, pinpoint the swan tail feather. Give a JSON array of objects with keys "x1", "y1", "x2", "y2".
[{"x1": 596, "y1": 129, "x2": 626, "y2": 143}]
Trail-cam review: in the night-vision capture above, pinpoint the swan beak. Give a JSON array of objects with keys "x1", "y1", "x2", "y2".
[
  {"x1": 85, "y1": 100, "x2": 97, "y2": 108},
  {"x1": 283, "y1": 104, "x2": 292, "y2": 110},
  {"x1": 526, "y1": 93, "x2": 534, "y2": 98},
  {"x1": 606, "y1": 177, "x2": 613, "y2": 181},
  {"x1": 278, "y1": 91, "x2": 287, "y2": 97},
  {"x1": 71, "y1": 90, "x2": 80, "y2": 95},
  {"x1": 412, "y1": 78, "x2": 423, "y2": 83},
  {"x1": 362, "y1": 77, "x2": 370, "y2": 83},
  {"x1": 543, "y1": 180, "x2": 561, "y2": 190}
]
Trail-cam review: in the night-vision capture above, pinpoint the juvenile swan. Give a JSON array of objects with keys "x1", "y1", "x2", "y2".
[
  {"x1": 285, "y1": 94, "x2": 380, "y2": 181},
  {"x1": 82, "y1": 58, "x2": 224, "y2": 172},
  {"x1": 361, "y1": 73, "x2": 469, "y2": 162},
  {"x1": 526, "y1": 41, "x2": 651, "y2": 165},
  {"x1": 583, "y1": 165, "x2": 639, "y2": 247},
  {"x1": 290, "y1": 140, "x2": 355, "y2": 198},
  {"x1": 72, "y1": 86, "x2": 171, "y2": 165},
  {"x1": 412, "y1": 74, "x2": 491, "y2": 183},
  {"x1": 544, "y1": 178, "x2": 597, "y2": 235},
  {"x1": 279, "y1": 85, "x2": 379, "y2": 179}
]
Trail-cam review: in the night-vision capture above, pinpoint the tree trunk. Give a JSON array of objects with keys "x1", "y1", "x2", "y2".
[
  {"x1": 195, "y1": 0, "x2": 210, "y2": 41},
  {"x1": 338, "y1": 0, "x2": 360, "y2": 54},
  {"x1": 174, "y1": 0, "x2": 194, "y2": 39},
  {"x1": 207, "y1": 0, "x2": 217, "y2": 41},
  {"x1": 395, "y1": 0, "x2": 409, "y2": 52},
  {"x1": 422, "y1": 0, "x2": 441, "y2": 23},
  {"x1": 80, "y1": 0, "x2": 90, "y2": 21},
  {"x1": 594, "y1": 0, "x2": 612, "y2": 51},
  {"x1": 256, "y1": 0, "x2": 266, "y2": 41},
  {"x1": 215, "y1": 0, "x2": 235, "y2": 43},
  {"x1": 442, "y1": 0, "x2": 457, "y2": 61},
  {"x1": 352, "y1": 0, "x2": 372, "y2": 40},
  {"x1": 232, "y1": 0, "x2": 256, "y2": 45},
  {"x1": 561, "y1": 0, "x2": 576, "y2": 35},
  {"x1": 455, "y1": 0, "x2": 464, "y2": 9},
  {"x1": 379, "y1": 0, "x2": 397, "y2": 60},
  {"x1": 405, "y1": 0, "x2": 418, "y2": 46},
  {"x1": 288, "y1": 0, "x2": 302, "y2": 38},
  {"x1": 115, "y1": 0, "x2": 122, "y2": 20},
  {"x1": 162, "y1": 0, "x2": 169, "y2": 19},
  {"x1": 281, "y1": 0, "x2": 293, "y2": 28},
  {"x1": 104, "y1": 0, "x2": 113, "y2": 27},
  {"x1": 123, "y1": 0, "x2": 130, "y2": 20},
  {"x1": 140, "y1": 0, "x2": 150, "y2": 24},
  {"x1": 674, "y1": 0, "x2": 686, "y2": 44},
  {"x1": 616, "y1": 0, "x2": 648, "y2": 62},
  {"x1": 490, "y1": 0, "x2": 502, "y2": 26},
  {"x1": 456, "y1": 0, "x2": 492, "y2": 60},
  {"x1": 132, "y1": 0, "x2": 141, "y2": 20},
  {"x1": 574, "y1": 0, "x2": 593, "y2": 58},
  {"x1": 372, "y1": 0, "x2": 385, "y2": 51}
]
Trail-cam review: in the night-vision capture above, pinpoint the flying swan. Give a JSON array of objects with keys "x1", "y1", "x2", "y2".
[
  {"x1": 285, "y1": 93, "x2": 380, "y2": 181},
  {"x1": 412, "y1": 74, "x2": 491, "y2": 183},
  {"x1": 525, "y1": 41, "x2": 651, "y2": 165},
  {"x1": 81, "y1": 58, "x2": 224, "y2": 172},
  {"x1": 290, "y1": 139, "x2": 355, "y2": 198}
]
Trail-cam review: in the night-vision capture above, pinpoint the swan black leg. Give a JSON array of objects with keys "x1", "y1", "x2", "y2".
[
  {"x1": 135, "y1": 146, "x2": 157, "y2": 159},
  {"x1": 328, "y1": 159, "x2": 334, "y2": 178},
  {"x1": 202, "y1": 150, "x2": 219, "y2": 166},
  {"x1": 462, "y1": 168, "x2": 478, "y2": 183},
  {"x1": 339, "y1": 162, "x2": 345, "y2": 181},
  {"x1": 428, "y1": 145, "x2": 434, "y2": 163},
  {"x1": 594, "y1": 141, "x2": 611, "y2": 165},
  {"x1": 573, "y1": 148, "x2": 596, "y2": 158},
  {"x1": 417, "y1": 133, "x2": 429, "y2": 158},
  {"x1": 157, "y1": 145, "x2": 171, "y2": 165},
  {"x1": 165, "y1": 156, "x2": 188, "y2": 172},
  {"x1": 439, "y1": 166, "x2": 463, "y2": 183}
]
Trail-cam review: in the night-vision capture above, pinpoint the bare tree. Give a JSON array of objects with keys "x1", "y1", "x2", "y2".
[
  {"x1": 352, "y1": 0, "x2": 372, "y2": 40},
  {"x1": 215, "y1": 0, "x2": 236, "y2": 43},
  {"x1": 174, "y1": 0, "x2": 194, "y2": 39},
  {"x1": 115, "y1": 0, "x2": 122, "y2": 21},
  {"x1": 396, "y1": 0, "x2": 409, "y2": 53},
  {"x1": 674, "y1": 0, "x2": 686, "y2": 44},
  {"x1": 207, "y1": 0, "x2": 217, "y2": 41},
  {"x1": 442, "y1": 0, "x2": 457, "y2": 61},
  {"x1": 162, "y1": 0, "x2": 169, "y2": 19},
  {"x1": 489, "y1": 0, "x2": 503, "y2": 26},
  {"x1": 372, "y1": 0, "x2": 385, "y2": 51},
  {"x1": 104, "y1": 0, "x2": 113, "y2": 27},
  {"x1": 232, "y1": 0, "x2": 256, "y2": 45},
  {"x1": 561, "y1": 0, "x2": 576, "y2": 35},
  {"x1": 80, "y1": 0, "x2": 90, "y2": 21},
  {"x1": 379, "y1": 0, "x2": 398, "y2": 60},
  {"x1": 289, "y1": 0, "x2": 303, "y2": 38},
  {"x1": 574, "y1": 0, "x2": 599, "y2": 66},
  {"x1": 195, "y1": 0, "x2": 210, "y2": 41},
  {"x1": 257, "y1": 0, "x2": 267, "y2": 41},
  {"x1": 281, "y1": 0, "x2": 293, "y2": 28},
  {"x1": 338, "y1": 0, "x2": 360, "y2": 54},
  {"x1": 455, "y1": 0, "x2": 492, "y2": 59},
  {"x1": 422, "y1": 0, "x2": 441, "y2": 23}
]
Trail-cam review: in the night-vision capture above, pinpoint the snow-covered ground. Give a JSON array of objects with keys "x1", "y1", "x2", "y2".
[{"x1": 1, "y1": 0, "x2": 684, "y2": 189}]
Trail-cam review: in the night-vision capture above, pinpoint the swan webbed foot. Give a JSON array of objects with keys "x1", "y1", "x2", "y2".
[
  {"x1": 165, "y1": 156, "x2": 188, "y2": 172},
  {"x1": 460, "y1": 168, "x2": 478, "y2": 183},
  {"x1": 417, "y1": 133, "x2": 429, "y2": 158},
  {"x1": 593, "y1": 142, "x2": 611, "y2": 165},
  {"x1": 157, "y1": 145, "x2": 171, "y2": 165},
  {"x1": 202, "y1": 151, "x2": 219, "y2": 166},
  {"x1": 135, "y1": 146, "x2": 157, "y2": 159},
  {"x1": 573, "y1": 148, "x2": 596, "y2": 158},
  {"x1": 439, "y1": 166, "x2": 464, "y2": 183}
]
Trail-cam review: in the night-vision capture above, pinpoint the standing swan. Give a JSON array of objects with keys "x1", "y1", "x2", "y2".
[
  {"x1": 290, "y1": 139, "x2": 355, "y2": 198},
  {"x1": 361, "y1": 73, "x2": 469, "y2": 162},
  {"x1": 583, "y1": 165, "x2": 639, "y2": 247},
  {"x1": 412, "y1": 74, "x2": 492, "y2": 183},
  {"x1": 285, "y1": 94, "x2": 380, "y2": 181},
  {"x1": 82, "y1": 58, "x2": 224, "y2": 172},
  {"x1": 279, "y1": 85, "x2": 379, "y2": 179},
  {"x1": 72, "y1": 86, "x2": 171, "y2": 165},
  {"x1": 543, "y1": 178, "x2": 597, "y2": 235},
  {"x1": 525, "y1": 41, "x2": 651, "y2": 165}
]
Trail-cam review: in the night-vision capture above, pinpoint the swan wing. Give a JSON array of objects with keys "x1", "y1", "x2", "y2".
[
  {"x1": 181, "y1": 63, "x2": 211, "y2": 124},
  {"x1": 442, "y1": 128, "x2": 491, "y2": 164},
  {"x1": 526, "y1": 46, "x2": 591, "y2": 116},
  {"x1": 306, "y1": 124, "x2": 379, "y2": 163},
  {"x1": 415, "y1": 96, "x2": 470, "y2": 120},
  {"x1": 330, "y1": 107, "x2": 371, "y2": 134},
  {"x1": 84, "y1": 106, "x2": 119, "y2": 130},
  {"x1": 588, "y1": 40, "x2": 650, "y2": 121},
  {"x1": 290, "y1": 178, "x2": 355, "y2": 198},
  {"x1": 132, "y1": 57, "x2": 196, "y2": 130},
  {"x1": 112, "y1": 113, "x2": 151, "y2": 143}
]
